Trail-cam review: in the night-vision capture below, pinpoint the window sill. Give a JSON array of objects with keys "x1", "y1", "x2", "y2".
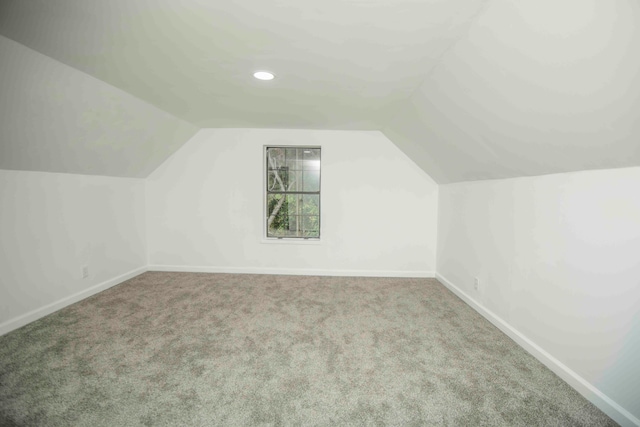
[{"x1": 261, "y1": 238, "x2": 322, "y2": 245}]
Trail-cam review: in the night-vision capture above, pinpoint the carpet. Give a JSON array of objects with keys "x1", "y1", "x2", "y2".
[{"x1": 0, "y1": 272, "x2": 616, "y2": 426}]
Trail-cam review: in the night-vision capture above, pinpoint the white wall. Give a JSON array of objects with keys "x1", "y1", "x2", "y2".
[
  {"x1": 0, "y1": 170, "x2": 147, "y2": 334},
  {"x1": 437, "y1": 167, "x2": 640, "y2": 426},
  {"x1": 147, "y1": 129, "x2": 438, "y2": 277}
]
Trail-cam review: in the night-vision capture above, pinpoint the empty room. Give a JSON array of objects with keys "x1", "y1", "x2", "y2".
[{"x1": 0, "y1": 0, "x2": 638, "y2": 426}]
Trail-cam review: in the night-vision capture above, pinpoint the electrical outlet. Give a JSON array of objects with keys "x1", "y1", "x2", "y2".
[
  {"x1": 474, "y1": 277, "x2": 480, "y2": 291},
  {"x1": 82, "y1": 266, "x2": 89, "y2": 279}
]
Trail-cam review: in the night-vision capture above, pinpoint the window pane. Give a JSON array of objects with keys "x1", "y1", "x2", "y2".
[
  {"x1": 267, "y1": 168, "x2": 289, "y2": 190},
  {"x1": 266, "y1": 147, "x2": 285, "y2": 169},
  {"x1": 302, "y1": 170, "x2": 320, "y2": 192},
  {"x1": 285, "y1": 194, "x2": 299, "y2": 214},
  {"x1": 303, "y1": 215, "x2": 319, "y2": 237},
  {"x1": 302, "y1": 148, "x2": 320, "y2": 170},
  {"x1": 302, "y1": 195, "x2": 319, "y2": 215},
  {"x1": 303, "y1": 159, "x2": 320, "y2": 171},
  {"x1": 288, "y1": 171, "x2": 302, "y2": 192},
  {"x1": 266, "y1": 194, "x2": 289, "y2": 237},
  {"x1": 285, "y1": 147, "x2": 298, "y2": 161}
]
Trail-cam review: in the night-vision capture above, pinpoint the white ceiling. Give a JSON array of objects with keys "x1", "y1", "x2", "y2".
[
  {"x1": 0, "y1": 36, "x2": 198, "y2": 178},
  {"x1": 0, "y1": 0, "x2": 639, "y2": 182},
  {"x1": 0, "y1": 0, "x2": 488, "y2": 130},
  {"x1": 384, "y1": 0, "x2": 640, "y2": 183}
]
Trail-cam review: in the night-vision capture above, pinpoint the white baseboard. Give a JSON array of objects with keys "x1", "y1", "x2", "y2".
[
  {"x1": 0, "y1": 266, "x2": 147, "y2": 337},
  {"x1": 436, "y1": 273, "x2": 639, "y2": 427},
  {"x1": 149, "y1": 264, "x2": 435, "y2": 278}
]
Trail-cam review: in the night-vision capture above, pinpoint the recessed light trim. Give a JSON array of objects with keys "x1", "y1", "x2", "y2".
[{"x1": 253, "y1": 71, "x2": 275, "y2": 81}]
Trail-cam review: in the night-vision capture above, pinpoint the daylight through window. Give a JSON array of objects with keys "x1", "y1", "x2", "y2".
[{"x1": 265, "y1": 146, "x2": 321, "y2": 239}]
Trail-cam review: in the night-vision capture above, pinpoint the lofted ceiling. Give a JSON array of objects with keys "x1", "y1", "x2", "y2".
[
  {"x1": 0, "y1": 0, "x2": 489, "y2": 130},
  {"x1": 384, "y1": 0, "x2": 640, "y2": 183},
  {"x1": 0, "y1": 35, "x2": 198, "y2": 178},
  {"x1": 0, "y1": 0, "x2": 639, "y2": 182}
]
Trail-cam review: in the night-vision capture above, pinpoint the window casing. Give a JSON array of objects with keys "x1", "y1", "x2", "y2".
[{"x1": 265, "y1": 146, "x2": 321, "y2": 239}]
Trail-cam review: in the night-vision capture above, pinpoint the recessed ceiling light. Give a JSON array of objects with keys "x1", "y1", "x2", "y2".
[{"x1": 253, "y1": 71, "x2": 275, "y2": 81}]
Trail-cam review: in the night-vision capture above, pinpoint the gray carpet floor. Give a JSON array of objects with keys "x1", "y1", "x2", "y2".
[{"x1": 0, "y1": 272, "x2": 616, "y2": 426}]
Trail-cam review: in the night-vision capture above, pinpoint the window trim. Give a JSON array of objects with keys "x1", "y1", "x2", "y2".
[{"x1": 263, "y1": 145, "x2": 321, "y2": 241}]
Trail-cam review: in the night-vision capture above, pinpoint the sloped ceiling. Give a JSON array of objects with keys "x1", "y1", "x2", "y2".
[
  {"x1": 384, "y1": 0, "x2": 640, "y2": 183},
  {"x1": 0, "y1": 36, "x2": 198, "y2": 178},
  {"x1": 0, "y1": 0, "x2": 639, "y2": 182}
]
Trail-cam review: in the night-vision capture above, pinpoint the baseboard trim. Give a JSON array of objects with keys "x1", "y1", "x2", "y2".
[
  {"x1": 0, "y1": 266, "x2": 147, "y2": 337},
  {"x1": 149, "y1": 264, "x2": 435, "y2": 278},
  {"x1": 435, "y1": 273, "x2": 639, "y2": 427}
]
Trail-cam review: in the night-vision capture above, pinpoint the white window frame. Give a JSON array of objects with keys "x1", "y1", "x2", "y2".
[{"x1": 262, "y1": 145, "x2": 321, "y2": 243}]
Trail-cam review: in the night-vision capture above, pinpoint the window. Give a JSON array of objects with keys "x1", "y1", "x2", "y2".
[{"x1": 265, "y1": 146, "x2": 321, "y2": 239}]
